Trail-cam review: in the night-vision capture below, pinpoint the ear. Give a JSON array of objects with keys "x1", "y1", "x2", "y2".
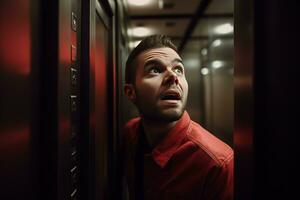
[{"x1": 124, "y1": 84, "x2": 136, "y2": 102}]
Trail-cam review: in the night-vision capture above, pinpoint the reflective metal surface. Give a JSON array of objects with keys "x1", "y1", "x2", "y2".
[{"x1": 0, "y1": 0, "x2": 35, "y2": 199}]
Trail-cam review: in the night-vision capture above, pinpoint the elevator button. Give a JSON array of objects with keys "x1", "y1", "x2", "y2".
[
  {"x1": 71, "y1": 149, "x2": 78, "y2": 164},
  {"x1": 70, "y1": 188, "x2": 78, "y2": 200},
  {"x1": 70, "y1": 95, "x2": 77, "y2": 112},
  {"x1": 71, "y1": 45, "x2": 77, "y2": 62},
  {"x1": 71, "y1": 12, "x2": 77, "y2": 32},
  {"x1": 71, "y1": 170, "x2": 78, "y2": 185},
  {"x1": 71, "y1": 68, "x2": 78, "y2": 86},
  {"x1": 71, "y1": 165, "x2": 77, "y2": 173}
]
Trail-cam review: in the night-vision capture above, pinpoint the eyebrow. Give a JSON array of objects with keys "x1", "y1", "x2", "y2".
[
  {"x1": 144, "y1": 58, "x2": 184, "y2": 68},
  {"x1": 173, "y1": 58, "x2": 184, "y2": 65},
  {"x1": 144, "y1": 59, "x2": 163, "y2": 68}
]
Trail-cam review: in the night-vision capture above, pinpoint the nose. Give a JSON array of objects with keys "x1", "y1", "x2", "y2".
[{"x1": 163, "y1": 70, "x2": 179, "y2": 86}]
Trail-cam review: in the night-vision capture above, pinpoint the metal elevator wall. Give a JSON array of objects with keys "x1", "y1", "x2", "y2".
[{"x1": 0, "y1": 0, "x2": 36, "y2": 198}]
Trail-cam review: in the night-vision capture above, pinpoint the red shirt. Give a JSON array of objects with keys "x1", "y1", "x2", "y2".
[{"x1": 122, "y1": 111, "x2": 234, "y2": 200}]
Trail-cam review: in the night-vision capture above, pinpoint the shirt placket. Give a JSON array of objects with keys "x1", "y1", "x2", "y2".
[{"x1": 143, "y1": 154, "x2": 158, "y2": 200}]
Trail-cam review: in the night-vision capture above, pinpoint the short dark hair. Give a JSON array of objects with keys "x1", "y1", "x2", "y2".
[{"x1": 125, "y1": 34, "x2": 178, "y2": 84}]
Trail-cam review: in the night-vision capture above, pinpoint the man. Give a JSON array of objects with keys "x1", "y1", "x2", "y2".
[{"x1": 122, "y1": 35, "x2": 233, "y2": 200}]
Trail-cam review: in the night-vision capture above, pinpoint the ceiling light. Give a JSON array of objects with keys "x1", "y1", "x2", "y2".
[
  {"x1": 212, "y1": 39, "x2": 222, "y2": 47},
  {"x1": 201, "y1": 48, "x2": 207, "y2": 56},
  {"x1": 212, "y1": 60, "x2": 223, "y2": 69},
  {"x1": 201, "y1": 68, "x2": 209, "y2": 75},
  {"x1": 131, "y1": 27, "x2": 151, "y2": 37},
  {"x1": 128, "y1": 0, "x2": 152, "y2": 6},
  {"x1": 129, "y1": 40, "x2": 141, "y2": 49},
  {"x1": 158, "y1": 0, "x2": 164, "y2": 9},
  {"x1": 184, "y1": 58, "x2": 200, "y2": 69},
  {"x1": 215, "y1": 23, "x2": 233, "y2": 34}
]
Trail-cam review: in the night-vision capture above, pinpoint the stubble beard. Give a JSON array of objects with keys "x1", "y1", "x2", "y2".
[{"x1": 135, "y1": 95, "x2": 187, "y2": 123}]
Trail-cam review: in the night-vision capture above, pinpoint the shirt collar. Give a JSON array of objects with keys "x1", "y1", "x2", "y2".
[{"x1": 146, "y1": 111, "x2": 191, "y2": 168}]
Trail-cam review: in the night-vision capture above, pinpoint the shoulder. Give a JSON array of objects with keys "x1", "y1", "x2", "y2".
[
  {"x1": 123, "y1": 117, "x2": 141, "y2": 141},
  {"x1": 186, "y1": 120, "x2": 234, "y2": 167},
  {"x1": 124, "y1": 117, "x2": 140, "y2": 131}
]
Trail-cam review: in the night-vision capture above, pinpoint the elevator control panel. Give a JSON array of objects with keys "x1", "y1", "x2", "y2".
[{"x1": 70, "y1": 1, "x2": 80, "y2": 199}]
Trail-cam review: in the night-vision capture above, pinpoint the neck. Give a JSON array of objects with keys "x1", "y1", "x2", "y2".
[{"x1": 141, "y1": 118, "x2": 178, "y2": 148}]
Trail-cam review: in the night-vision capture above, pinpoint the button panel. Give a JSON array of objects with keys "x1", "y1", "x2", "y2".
[{"x1": 70, "y1": 1, "x2": 80, "y2": 199}]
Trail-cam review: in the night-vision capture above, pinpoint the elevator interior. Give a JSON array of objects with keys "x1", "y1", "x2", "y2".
[{"x1": 2, "y1": 0, "x2": 298, "y2": 200}]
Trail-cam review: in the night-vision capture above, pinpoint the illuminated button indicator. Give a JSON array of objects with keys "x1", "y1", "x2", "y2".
[
  {"x1": 70, "y1": 188, "x2": 77, "y2": 198},
  {"x1": 71, "y1": 45, "x2": 77, "y2": 62},
  {"x1": 71, "y1": 68, "x2": 78, "y2": 86},
  {"x1": 71, "y1": 12, "x2": 77, "y2": 32},
  {"x1": 70, "y1": 95, "x2": 77, "y2": 112},
  {"x1": 71, "y1": 165, "x2": 77, "y2": 173},
  {"x1": 71, "y1": 149, "x2": 78, "y2": 163}
]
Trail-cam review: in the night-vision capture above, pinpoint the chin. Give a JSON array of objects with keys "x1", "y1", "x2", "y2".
[
  {"x1": 138, "y1": 105, "x2": 185, "y2": 123},
  {"x1": 159, "y1": 109, "x2": 184, "y2": 122}
]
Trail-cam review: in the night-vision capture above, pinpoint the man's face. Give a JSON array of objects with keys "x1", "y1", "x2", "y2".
[{"x1": 129, "y1": 47, "x2": 188, "y2": 122}]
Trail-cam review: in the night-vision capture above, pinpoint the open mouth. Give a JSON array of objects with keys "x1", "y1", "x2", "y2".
[{"x1": 160, "y1": 91, "x2": 181, "y2": 101}]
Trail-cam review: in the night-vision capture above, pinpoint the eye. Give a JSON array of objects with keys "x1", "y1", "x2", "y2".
[
  {"x1": 174, "y1": 66, "x2": 184, "y2": 75},
  {"x1": 149, "y1": 67, "x2": 161, "y2": 74}
]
